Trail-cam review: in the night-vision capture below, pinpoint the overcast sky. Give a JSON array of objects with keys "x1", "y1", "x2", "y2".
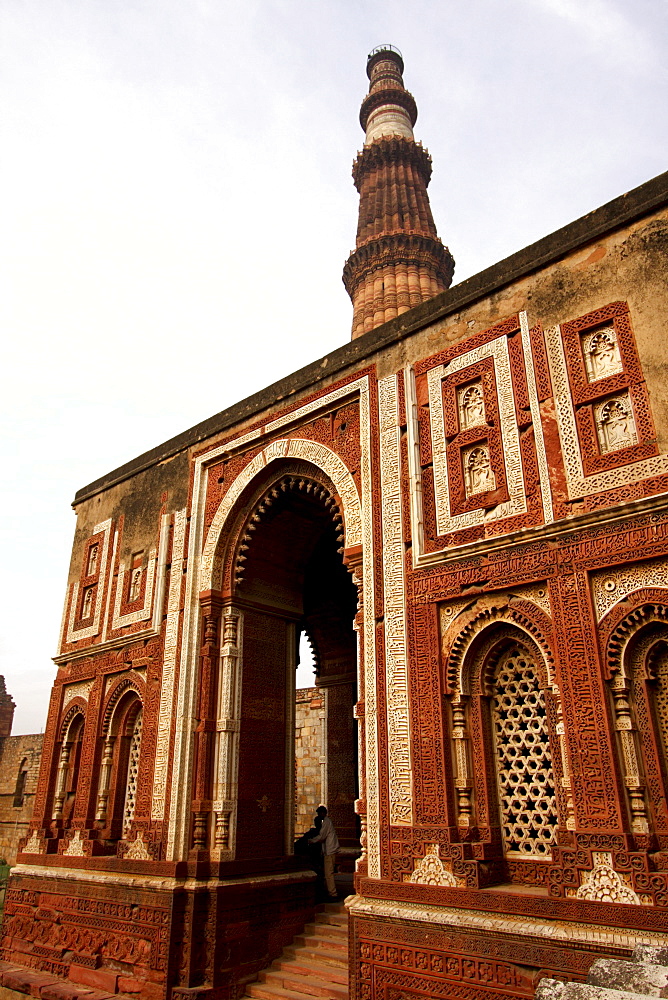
[{"x1": 1, "y1": 0, "x2": 667, "y2": 733}]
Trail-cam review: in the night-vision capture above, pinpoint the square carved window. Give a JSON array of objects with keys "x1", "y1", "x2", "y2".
[
  {"x1": 560, "y1": 302, "x2": 657, "y2": 476},
  {"x1": 442, "y1": 357, "x2": 509, "y2": 516},
  {"x1": 75, "y1": 531, "x2": 104, "y2": 625},
  {"x1": 418, "y1": 314, "x2": 536, "y2": 546}
]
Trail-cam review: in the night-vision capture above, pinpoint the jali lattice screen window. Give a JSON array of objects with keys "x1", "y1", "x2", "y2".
[
  {"x1": 491, "y1": 646, "x2": 558, "y2": 857},
  {"x1": 122, "y1": 708, "x2": 143, "y2": 835}
]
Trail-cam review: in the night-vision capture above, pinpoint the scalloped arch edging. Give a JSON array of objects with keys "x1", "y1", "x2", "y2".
[
  {"x1": 446, "y1": 602, "x2": 555, "y2": 696},
  {"x1": 200, "y1": 439, "x2": 362, "y2": 592}
]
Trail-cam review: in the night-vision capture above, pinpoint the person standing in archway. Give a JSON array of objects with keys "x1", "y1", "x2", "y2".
[{"x1": 309, "y1": 805, "x2": 340, "y2": 900}]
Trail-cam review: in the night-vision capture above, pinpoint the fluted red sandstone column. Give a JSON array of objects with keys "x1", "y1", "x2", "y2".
[{"x1": 343, "y1": 45, "x2": 454, "y2": 339}]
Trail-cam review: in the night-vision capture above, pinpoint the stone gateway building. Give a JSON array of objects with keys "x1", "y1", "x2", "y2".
[{"x1": 3, "y1": 45, "x2": 668, "y2": 1000}]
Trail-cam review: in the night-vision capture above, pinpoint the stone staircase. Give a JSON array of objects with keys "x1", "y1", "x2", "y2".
[
  {"x1": 242, "y1": 902, "x2": 348, "y2": 1000},
  {"x1": 536, "y1": 945, "x2": 668, "y2": 999}
]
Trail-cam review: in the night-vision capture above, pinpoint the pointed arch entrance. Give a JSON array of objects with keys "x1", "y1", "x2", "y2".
[{"x1": 195, "y1": 445, "x2": 362, "y2": 870}]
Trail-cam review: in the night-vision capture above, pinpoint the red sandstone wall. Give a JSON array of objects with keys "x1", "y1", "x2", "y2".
[{"x1": 2, "y1": 194, "x2": 667, "y2": 1000}]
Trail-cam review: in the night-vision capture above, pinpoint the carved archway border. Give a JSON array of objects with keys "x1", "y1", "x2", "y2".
[
  {"x1": 443, "y1": 615, "x2": 567, "y2": 853},
  {"x1": 444, "y1": 597, "x2": 555, "y2": 697},
  {"x1": 474, "y1": 626, "x2": 551, "y2": 697},
  {"x1": 102, "y1": 675, "x2": 146, "y2": 736},
  {"x1": 647, "y1": 636, "x2": 668, "y2": 682},
  {"x1": 59, "y1": 703, "x2": 86, "y2": 742},
  {"x1": 600, "y1": 590, "x2": 668, "y2": 842},
  {"x1": 218, "y1": 462, "x2": 347, "y2": 595},
  {"x1": 165, "y1": 377, "x2": 373, "y2": 865},
  {"x1": 200, "y1": 439, "x2": 363, "y2": 593},
  {"x1": 601, "y1": 589, "x2": 668, "y2": 680},
  {"x1": 187, "y1": 438, "x2": 364, "y2": 861}
]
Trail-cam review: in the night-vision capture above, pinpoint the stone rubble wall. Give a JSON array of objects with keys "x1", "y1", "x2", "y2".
[
  {"x1": 0, "y1": 734, "x2": 43, "y2": 865},
  {"x1": 294, "y1": 687, "x2": 325, "y2": 837},
  {"x1": 536, "y1": 946, "x2": 668, "y2": 999}
]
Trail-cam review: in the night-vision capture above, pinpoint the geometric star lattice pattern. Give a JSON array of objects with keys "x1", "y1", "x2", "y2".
[
  {"x1": 123, "y1": 709, "x2": 143, "y2": 836},
  {"x1": 492, "y1": 648, "x2": 558, "y2": 857}
]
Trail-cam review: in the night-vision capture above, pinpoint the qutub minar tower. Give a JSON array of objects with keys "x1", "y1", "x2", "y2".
[
  {"x1": 343, "y1": 45, "x2": 454, "y2": 337},
  {"x1": 2, "y1": 41, "x2": 668, "y2": 1000}
]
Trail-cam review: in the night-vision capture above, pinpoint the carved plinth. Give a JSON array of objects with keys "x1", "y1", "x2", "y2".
[{"x1": 1, "y1": 866, "x2": 318, "y2": 1000}]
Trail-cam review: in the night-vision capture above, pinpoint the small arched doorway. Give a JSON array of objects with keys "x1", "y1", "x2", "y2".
[{"x1": 230, "y1": 463, "x2": 359, "y2": 865}]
